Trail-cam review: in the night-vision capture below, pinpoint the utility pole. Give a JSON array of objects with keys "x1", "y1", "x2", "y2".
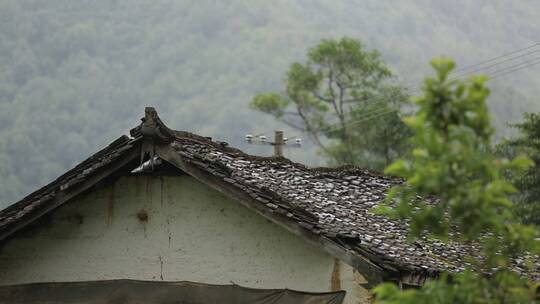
[
  {"x1": 245, "y1": 131, "x2": 301, "y2": 157},
  {"x1": 274, "y1": 131, "x2": 284, "y2": 157}
]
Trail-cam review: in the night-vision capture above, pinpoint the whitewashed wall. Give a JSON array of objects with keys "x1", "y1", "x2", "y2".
[{"x1": 0, "y1": 175, "x2": 371, "y2": 304}]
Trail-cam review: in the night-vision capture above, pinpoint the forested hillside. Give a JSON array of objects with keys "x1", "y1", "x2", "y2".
[{"x1": 1, "y1": 0, "x2": 539, "y2": 206}]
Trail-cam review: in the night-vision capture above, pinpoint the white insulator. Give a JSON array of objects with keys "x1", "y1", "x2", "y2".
[
  {"x1": 295, "y1": 138, "x2": 302, "y2": 146},
  {"x1": 259, "y1": 135, "x2": 267, "y2": 142},
  {"x1": 245, "y1": 134, "x2": 253, "y2": 142}
]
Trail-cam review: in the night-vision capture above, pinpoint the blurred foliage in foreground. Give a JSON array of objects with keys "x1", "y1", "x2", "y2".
[
  {"x1": 497, "y1": 113, "x2": 540, "y2": 226},
  {"x1": 375, "y1": 59, "x2": 540, "y2": 303}
]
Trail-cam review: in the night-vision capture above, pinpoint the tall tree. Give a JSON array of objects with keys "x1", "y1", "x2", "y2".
[
  {"x1": 498, "y1": 113, "x2": 540, "y2": 225},
  {"x1": 375, "y1": 59, "x2": 539, "y2": 303},
  {"x1": 250, "y1": 37, "x2": 409, "y2": 169}
]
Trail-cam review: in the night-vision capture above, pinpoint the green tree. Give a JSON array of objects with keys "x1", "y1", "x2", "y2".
[
  {"x1": 375, "y1": 59, "x2": 539, "y2": 303},
  {"x1": 250, "y1": 37, "x2": 409, "y2": 169},
  {"x1": 498, "y1": 113, "x2": 540, "y2": 225}
]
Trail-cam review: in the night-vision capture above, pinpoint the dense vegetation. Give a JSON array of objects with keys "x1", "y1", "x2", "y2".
[
  {"x1": 375, "y1": 59, "x2": 539, "y2": 303},
  {"x1": 1, "y1": 1, "x2": 540, "y2": 206}
]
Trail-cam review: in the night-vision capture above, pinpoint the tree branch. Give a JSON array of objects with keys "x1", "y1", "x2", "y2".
[
  {"x1": 277, "y1": 119, "x2": 306, "y2": 132},
  {"x1": 327, "y1": 71, "x2": 341, "y2": 122},
  {"x1": 296, "y1": 107, "x2": 329, "y2": 152},
  {"x1": 282, "y1": 111, "x2": 302, "y2": 117},
  {"x1": 310, "y1": 89, "x2": 334, "y2": 103}
]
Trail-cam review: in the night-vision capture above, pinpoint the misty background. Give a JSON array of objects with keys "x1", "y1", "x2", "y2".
[{"x1": 1, "y1": 0, "x2": 540, "y2": 207}]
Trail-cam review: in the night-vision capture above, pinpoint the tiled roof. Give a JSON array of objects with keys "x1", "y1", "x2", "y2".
[
  {"x1": 0, "y1": 107, "x2": 538, "y2": 285},
  {"x1": 170, "y1": 136, "x2": 477, "y2": 276}
]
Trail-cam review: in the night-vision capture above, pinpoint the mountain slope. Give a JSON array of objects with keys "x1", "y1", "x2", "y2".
[{"x1": 0, "y1": 0, "x2": 539, "y2": 205}]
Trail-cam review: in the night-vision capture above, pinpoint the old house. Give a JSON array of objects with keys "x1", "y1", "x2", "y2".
[{"x1": 0, "y1": 108, "x2": 537, "y2": 304}]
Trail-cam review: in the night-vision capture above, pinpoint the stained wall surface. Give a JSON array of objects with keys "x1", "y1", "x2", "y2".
[{"x1": 0, "y1": 175, "x2": 371, "y2": 304}]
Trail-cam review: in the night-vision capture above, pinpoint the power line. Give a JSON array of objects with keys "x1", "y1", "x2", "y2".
[
  {"x1": 350, "y1": 108, "x2": 398, "y2": 127},
  {"x1": 347, "y1": 52, "x2": 540, "y2": 123},
  {"x1": 342, "y1": 107, "x2": 400, "y2": 129},
  {"x1": 274, "y1": 41, "x2": 540, "y2": 136},
  {"x1": 329, "y1": 48, "x2": 540, "y2": 125},
  {"x1": 453, "y1": 41, "x2": 540, "y2": 73},
  {"x1": 490, "y1": 60, "x2": 540, "y2": 79},
  {"x1": 450, "y1": 48, "x2": 540, "y2": 79},
  {"x1": 488, "y1": 56, "x2": 540, "y2": 78},
  {"x1": 333, "y1": 55, "x2": 540, "y2": 129}
]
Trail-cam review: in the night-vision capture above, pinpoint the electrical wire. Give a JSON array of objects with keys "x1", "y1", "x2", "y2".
[
  {"x1": 488, "y1": 56, "x2": 540, "y2": 79},
  {"x1": 453, "y1": 41, "x2": 540, "y2": 73},
  {"x1": 347, "y1": 51, "x2": 540, "y2": 123},
  {"x1": 332, "y1": 54, "x2": 540, "y2": 129},
  {"x1": 345, "y1": 50, "x2": 540, "y2": 123},
  {"x1": 453, "y1": 48, "x2": 540, "y2": 76},
  {"x1": 260, "y1": 41, "x2": 540, "y2": 136},
  {"x1": 490, "y1": 60, "x2": 540, "y2": 79}
]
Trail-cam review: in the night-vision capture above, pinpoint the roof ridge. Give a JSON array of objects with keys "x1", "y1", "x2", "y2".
[{"x1": 130, "y1": 107, "x2": 402, "y2": 181}]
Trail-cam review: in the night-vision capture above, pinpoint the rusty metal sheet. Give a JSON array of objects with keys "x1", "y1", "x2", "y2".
[{"x1": 0, "y1": 279, "x2": 346, "y2": 304}]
